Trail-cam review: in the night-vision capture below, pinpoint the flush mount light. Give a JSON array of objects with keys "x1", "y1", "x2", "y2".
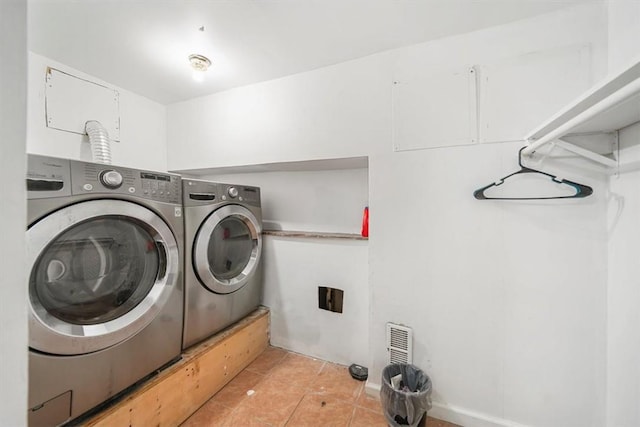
[
  {"x1": 189, "y1": 54, "x2": 212, "y2": 82},
  {"x1": 189, "y1": 54, "x2": 211, "y2": 71}
]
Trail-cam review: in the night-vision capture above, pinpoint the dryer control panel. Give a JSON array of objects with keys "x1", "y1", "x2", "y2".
[
  {"x1": 71, "y1": 161, "x2": 182, "y2": 204},
  {"x1": 183, "y1": 178, "x2": 260, "y2": 207},
  {"x1": 222, "y1": 184, "x2": 260, "y2": 205}
]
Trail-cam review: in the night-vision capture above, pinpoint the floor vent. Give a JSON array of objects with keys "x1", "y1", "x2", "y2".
[{"x1": 386, "y1": 323, "x2": 413, "y2": 364}]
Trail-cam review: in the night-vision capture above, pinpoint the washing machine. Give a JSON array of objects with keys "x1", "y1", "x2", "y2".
[
  {"x1": 26, "y1": 154, "x2": 184, "y2": 426},
  {"x1": 182, "y1": 178, "x2": 263, "y2": 349}
]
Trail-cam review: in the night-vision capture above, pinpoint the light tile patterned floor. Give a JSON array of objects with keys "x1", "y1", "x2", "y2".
[{"x1": 181, "y1": 346, "x2": 461, "y2": 427}]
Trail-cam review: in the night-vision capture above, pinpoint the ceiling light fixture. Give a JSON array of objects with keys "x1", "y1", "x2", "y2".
[{"x1": 189, "y1": 54, "x2": 211, "y2": 82}]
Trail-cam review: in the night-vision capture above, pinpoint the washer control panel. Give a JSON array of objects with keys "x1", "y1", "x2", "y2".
[
  {"x1": 26, "y1": 154, "x2": 72, "y2": 199},
  {"x1": 99, "y1": 170, "x2": 123, "y2": 189},
  {"x1": 140, "y1": 172, "x2": 180, "y2": 203},
  {"x1": 70, "y1": 161, "x2": 181, "y2": 204}
]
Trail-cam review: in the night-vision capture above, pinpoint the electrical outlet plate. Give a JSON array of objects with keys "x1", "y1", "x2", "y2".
[{"x1": 318, "y1": 286, "x2": 344, "y2": 313}]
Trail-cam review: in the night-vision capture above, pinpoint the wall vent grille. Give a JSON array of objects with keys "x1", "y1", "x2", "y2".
[{"x1": 386, "y1": 323, "x2": 412, "y2": 364}]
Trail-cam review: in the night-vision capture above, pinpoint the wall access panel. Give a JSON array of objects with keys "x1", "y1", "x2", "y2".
[
  {"x1": 45, "y1": 68, "x2": 120, "y2": 141},
  {"x1": 392, "y1": 66, "x2": 478, "y2": 151}
]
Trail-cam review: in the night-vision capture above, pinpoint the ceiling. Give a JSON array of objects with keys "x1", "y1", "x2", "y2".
[{"x1": 28, "y1": 0, "x2": 595, "y2": 105}]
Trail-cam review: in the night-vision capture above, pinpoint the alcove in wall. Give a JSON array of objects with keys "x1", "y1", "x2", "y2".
[{"x1": 176, "y1": 156, "x2": 369, "y2": 238}]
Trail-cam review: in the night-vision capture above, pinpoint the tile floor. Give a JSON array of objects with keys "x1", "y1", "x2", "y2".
[{"x1": 181, "y1": 346, "x2": 461, "y2": 427}]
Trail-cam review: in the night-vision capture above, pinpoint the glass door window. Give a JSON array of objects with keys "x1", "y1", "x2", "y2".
[
  {"x1": 193, "y1": 205, "x2": 262, "y2": 294},
  {"x1": 208, "y1": 217, "x2": 253, "y2": 280},
  {"x1": 31, "y1": 217, "x2": 163, "y2": 325}
]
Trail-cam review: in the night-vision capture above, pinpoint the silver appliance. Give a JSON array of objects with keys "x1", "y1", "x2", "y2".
[
  {"x1": 182, "y1": 178, "x2": 263, "y2": 349},
  {"x1": 26, "y1": 154, "x2": 184, "y2": 426}
]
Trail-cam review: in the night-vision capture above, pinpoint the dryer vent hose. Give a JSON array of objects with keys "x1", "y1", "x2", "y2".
[{"x1": 85, "y1": 120, "x2": 112, "y2": 165}]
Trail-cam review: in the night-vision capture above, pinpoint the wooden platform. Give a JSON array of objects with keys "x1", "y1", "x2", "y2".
[{"x1": 84, "y1": 308, "x2": 270, "y2": 427}]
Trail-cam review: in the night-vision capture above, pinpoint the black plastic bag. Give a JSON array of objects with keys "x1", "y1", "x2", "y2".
[{"x1": 380, "y1": 363, "x2": 432, "y2": 427}]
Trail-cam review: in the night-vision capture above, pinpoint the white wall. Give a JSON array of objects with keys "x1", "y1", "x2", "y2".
[
  {"x1": 262, "y1": 237, "x2": 369, "y2": 366},
  {"x1": 371, "y1": 142, "x2": 607, "y2": 427},
  {"x1": 168, "y1": 4, "x2": 609, "y2": 427},
  {"x1": 607, "y1": 0, "x2": 640, "y2": 73},
  {"x1": 0, "y1": 0, "x2": 28, "y2": 425},
  {"x1": 168, "y1": 53, "x2": 387, "y2": 170},
  {"x1": 607, "y1": 122, "x2": 640, "y2": 427},
  {"x1": 27, "y1": 53, "x2": 168, "y2": 171}
]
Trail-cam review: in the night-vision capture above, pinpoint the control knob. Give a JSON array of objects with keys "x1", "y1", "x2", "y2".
[
  {"x1": 99, "y1": 170, "x2": 123, "y2": 189},
  {"x1": 227, "y1": 187, "x2": 239, "y2": 198}
]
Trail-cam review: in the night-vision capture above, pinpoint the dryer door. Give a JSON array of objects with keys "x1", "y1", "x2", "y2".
[
  {"x1": 193, "y1": 204, "x2": 262, "y2": 294},
  {"x1": 27, "y1": 200, "x2": 179, "y2": 355}
]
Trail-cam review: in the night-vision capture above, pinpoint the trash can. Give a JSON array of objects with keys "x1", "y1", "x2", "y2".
[{"x1": 380, "y1": 363, "x2": 432, "y2": 427}]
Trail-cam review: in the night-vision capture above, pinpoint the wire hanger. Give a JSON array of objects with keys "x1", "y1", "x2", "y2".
[{"x1": 473, "y1": 147, "x2": 593, "y2": 200}]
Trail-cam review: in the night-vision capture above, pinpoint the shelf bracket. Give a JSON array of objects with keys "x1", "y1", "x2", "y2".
[{"x1": 553, "y1": 135, "x2": 618, "y2": 168}]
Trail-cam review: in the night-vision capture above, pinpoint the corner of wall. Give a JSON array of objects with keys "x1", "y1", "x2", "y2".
[{"x1": 0, "y1": 0, "x2": 28, "y2": 425}]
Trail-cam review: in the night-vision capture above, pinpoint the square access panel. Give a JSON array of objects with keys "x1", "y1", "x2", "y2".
[{"x1": 45, "y1": 67, "x2": 121, "y2": 141}]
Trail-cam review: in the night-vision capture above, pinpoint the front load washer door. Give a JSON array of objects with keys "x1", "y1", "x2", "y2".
[
  {"x1": 27, "y1": 200, "x2": 179, "y2": 355},
  {"x1": 193, "y1": 204, "x2": 262, "y2": 294}
]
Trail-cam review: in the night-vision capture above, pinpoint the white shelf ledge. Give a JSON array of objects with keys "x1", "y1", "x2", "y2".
[
  {"x1": 523, "y1": 59, "x2": 640, "y2": 169},
  {"x1": 263, "y1": 230, "x2": 367, "y2": 241}
]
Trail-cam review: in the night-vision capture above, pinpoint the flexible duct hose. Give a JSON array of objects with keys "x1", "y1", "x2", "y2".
[{"x1": 85, "y1": 120, "x2": 112, "y2": 165}]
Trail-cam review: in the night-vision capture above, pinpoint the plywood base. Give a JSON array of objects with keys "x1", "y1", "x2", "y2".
[{"x1": 83, "y1": 308, "x2": 269, "y2": 427}]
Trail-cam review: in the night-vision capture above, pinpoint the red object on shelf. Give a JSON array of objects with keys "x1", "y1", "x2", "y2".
[{"x1": 361, "y1": 207, "x2": 369, "y2": 238}]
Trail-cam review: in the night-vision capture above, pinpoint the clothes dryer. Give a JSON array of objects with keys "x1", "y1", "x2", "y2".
[
  {"x1": 26, "y1": 154, "x2": 184, "y2": 426},
  {"x1": 182, "y1": 178, "x2": 263, "y2": 349}
]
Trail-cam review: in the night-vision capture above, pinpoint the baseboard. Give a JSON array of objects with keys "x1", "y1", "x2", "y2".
[
  {"x1": 364, "y1": 381, "x2": 529, "y2": 427},
  {"x1": 429, "y1": 402, "x2": 530, "y2": 427},
  {"x1": 364, "y1": 379, "x2": 381, "y2": 397}
]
